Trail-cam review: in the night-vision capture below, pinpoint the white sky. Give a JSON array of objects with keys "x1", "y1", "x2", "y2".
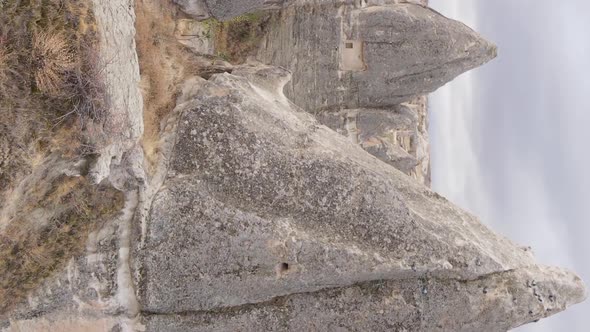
[{"x1": 429, "y1": 1, "x2": 590, "y2": 331}]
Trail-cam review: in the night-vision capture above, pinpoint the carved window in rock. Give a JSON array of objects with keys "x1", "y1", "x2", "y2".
[{"x1": 340, "y1": 40, "x2": 367, "y2": 71}]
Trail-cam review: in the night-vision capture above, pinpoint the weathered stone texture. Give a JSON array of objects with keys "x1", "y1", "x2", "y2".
[
  {"x1": 207, "y1": 0, "x2": 284, "y2": 21},
  {"x1": 89, "y1": 0, "x2": 145, "y2": 185},
  {"x1": 175, "y1": 19, "x2": 216, "y2": 55},
  {"x1": 173, "y1": 0, "x2": 211, "y2": 20},
  {"x1": 1, "y1": 0, "x2": 587, "y2": 331},
  {"x1": 176, "y1": 0, "x2": 432, "y2": 21},
  {"x1": 317, "y1": 99, "x2": 431, "y2": 185},
  {"x1": 136, "y1": 64, "x2": 586, "y2": 329},
  {"x1": 142, "y1": 266, "x2": 585, "y2": 332},
  {"x1": 257, "y1": 3, "x2": 496, "y2": 112}
]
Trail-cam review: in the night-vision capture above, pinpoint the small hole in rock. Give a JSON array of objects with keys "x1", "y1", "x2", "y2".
[
  {"x1": 278, "y1": 262, "x2": 289, "y2": 272},
  {"x1": 345, "y1": 42, "x2": 354, "y2": 49}
]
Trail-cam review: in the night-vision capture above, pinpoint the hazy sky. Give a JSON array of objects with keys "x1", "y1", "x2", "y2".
[{"x1": 429, "y1": 1, "x2": 589, "y2": 331}]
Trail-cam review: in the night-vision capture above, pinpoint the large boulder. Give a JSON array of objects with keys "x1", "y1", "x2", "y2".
[
  {"x1": 257, "y1": 3, "x2": 496, "y2": 112},
  {"x1": 135, "y1": 64, "x2": 586, "y2": 330}
]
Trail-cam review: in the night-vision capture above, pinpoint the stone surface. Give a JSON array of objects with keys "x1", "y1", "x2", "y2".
[
  {"x1": 89, "y1": 0, "x2": 145, "y2": 185},
  {"x1": 1, "y1": 0, "x2": 587, "y2": 330},
  {"x1": 205, "y1": 0, "x2": 284, "y2": 21},
  {"x1": 173, "y1": 0, "x2": 211, "y2": 20},
  {"x1": 317, "y1": 98, "x2": 431, "y2": 186},
  {"x1": 257, "y1": 3, "x2": 497, "y2": 112},
  {"x1": 135, "y1": 64, "x2": 586, "y2": 329},
  {"x1": 0, "y1": 1, "x2": 146, "y2": 331},
  {"x1": 0, "y1": 191, "x2": 142, "y2": 332},
  {"x1": 191, "y1": 0, "x2": 431, "y2": 21},
  {"x1": 143, "y1": 266, "x2": 585, "y2": 332}
]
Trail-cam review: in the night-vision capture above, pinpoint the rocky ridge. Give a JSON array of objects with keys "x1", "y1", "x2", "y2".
[{"x1": 0, "y1": 0, "x2": 586, "y2": 331}]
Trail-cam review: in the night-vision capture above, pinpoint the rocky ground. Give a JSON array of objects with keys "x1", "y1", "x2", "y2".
[{"x1": 0, "y1": 0, "x2": 586, "y2": 331}]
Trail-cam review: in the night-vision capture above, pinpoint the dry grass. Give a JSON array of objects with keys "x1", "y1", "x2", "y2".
[
  {"x1": 135, "y1": 0, "x2": 201, "y2": 172},
  {"x1": 31, "y1": 31, "x2": 76, "y2": 97},
  {"x1": 0, "y1": 40, "x2": 24, "y2": 104},
  {"x1": 0, "y1": 0, "x2": 123, "y2": 315},
  {"x1": 133, "y1": 3, "x2": 269, "y2": 174},
  {"x1": 0, "y1": 176, "x2": 124, "y2": 314},
  {"x1": 0, "y1": 47, "x2": 13, "y2": 94},
  {"x1": 0, "y1": 0, "x2": 104, "y2": 194},
  {"x1": 211, "y1": 13, "x2": 271, "y2": 63}
]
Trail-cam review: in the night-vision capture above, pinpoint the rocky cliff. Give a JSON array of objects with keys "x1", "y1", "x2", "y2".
[{"x1": 0, "y1": 0, "x2": 586, "y2": 331}]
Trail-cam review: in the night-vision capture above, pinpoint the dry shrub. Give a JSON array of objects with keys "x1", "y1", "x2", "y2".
[
  {"x1": 213, "y1": 12, "x2": 271, "y2": 63},
  {"x1": 0, "y1": 43, "x2": 25, "y2": 103},
  {"x1": 134, "y1": 0, "x2": 201, "y2": 169},
  {"x1": 0, "y1": 47, "x2": 8, "y2": 88},
  {"x1": 32, "y1": 31, "x2": 76, "y2": 97},
  {"x1": 0, "y1": 0, "x2": 107, "y2": 170},
  {"x1": 0, "y1": 48, "x2": 9, "y2": 100},
  {"x1": 0, "y1": 1, "x2": 121, "y2": 314},
  {"x1": 0, "y1": 176, "x2": 124, "y2": 313},
  {"x1": 59, "y1": 37, "x2": 108, "y2": 130}
]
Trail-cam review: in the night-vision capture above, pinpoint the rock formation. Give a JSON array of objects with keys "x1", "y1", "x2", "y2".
[
  {"x1": 317, "y1": 98, "x2": 431, "y2": 185},
  {"x1": 0, "y1": 0, "x2": 586, "y2": 331},
  {"x1": 177, "y1": 0, "x2": 431, "y2": 21},
  {"x1": 171, "y1": 1, "x2": 498, "y2": 112},
  {"x1": 138, "y1": 64, "x2": 586, "y2": 331},
  {"x1": 257, "y1": 3, "x2": 497, "y2": 112},
  {"x1": 173, "y1": 0, "x2": 212, "y2": 20}
]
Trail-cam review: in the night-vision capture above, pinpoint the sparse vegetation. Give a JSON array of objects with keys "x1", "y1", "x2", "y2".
[
  {"x1": 0, "y1": 176, "x2": 124, "y2": 313},
  {"x1": 0, "y1": 0, "x2": 124, "y2": 314},
  {"x1": 135, "y1": 0, "x2": 201, "y2": 171},
  {"x1": 0, "y1": 0, "x2": 102, "y2": 112},
  {"x1": 210, "y1": 12, "x2": 271, "y2": 63},
  {"x1": 0, "y1": 0, "x2": 104, "y2": 198},
  {"x1": 0, "y1": 0, "x2": 268, "y2": 316},
  {"x1": 31, "y1": 30, "x2": 76, "y2": 97}
]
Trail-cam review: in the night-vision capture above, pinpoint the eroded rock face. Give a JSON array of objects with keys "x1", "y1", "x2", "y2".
[
  {"x1": 1, "y1": 0, "x2": 587, "y2": 330},
  {"x1": 89, "y1": 0, "x2": 145, "y2": 185},
  {"x1": 143, "y1": 266, "x2": 585, "y2": 332},
  {"x1": 317, "y1": 99, "x2": 431, "y2": 186},
  {"x1": 175, "y1": 19, "x2": 216, "y2": 55},
  {"x1": 175, "y1": 1, "x2": 432, "y2": 21},
  {"x1": 257, "y1": 3, "x2": 496, "y2": 112},
  {"x1": 173, "y1": 0, "x2": 284, "y2": 21},
  {"x1": 135, "y1": 64, "x2": 586, "y2": 330},
  {"x1": 206, "y1": 0, "x2": 284, "y2": 21},
  {"x1": 173, "y1": 0, "x2": 211, "y2": 20},
  {"x1": 1, "y1": 63, "x2": 585, "y2": 332}
]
